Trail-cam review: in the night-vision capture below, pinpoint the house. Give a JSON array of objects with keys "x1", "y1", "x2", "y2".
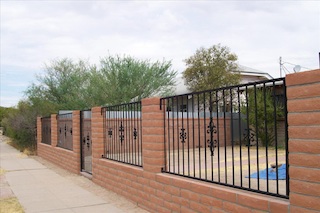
[
  {"x1": 169, "y1": 65, "x2": 275, "y2": 113},
  {"x1": 164, "y1": 65, "x2": 285, "y2": 147},
  {"x1": 173, "y1": 64, "x2": 273, "y2": 96}
]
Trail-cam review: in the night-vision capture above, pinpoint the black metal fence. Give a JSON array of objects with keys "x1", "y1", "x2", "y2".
[
  {"x1": 102, "y1": 101, "x2": 142, "y2": 167},
  {"x1": 41, "y1": 117, "x2": 51, "y2": 145},
  {"x1": 57, "y1": 113, "x2": 73, "y2": 150},
  {"x1": 160, "y1": 78, "x2": 288, "y2": 198}
]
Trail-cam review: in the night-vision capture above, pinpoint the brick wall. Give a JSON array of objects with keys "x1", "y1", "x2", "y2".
[
  {"x1": 88, "y1": 97, "x2": 289, "y2": 212},
  {"x1": 37, "y1": 111, "x2": 81, "y2": 174},
  {"x1": 287, "y1": 69, "x2": 320, "y2": 212},
  {"x1": 36, "y1": 69, "x2": 320, "y2": 212}
]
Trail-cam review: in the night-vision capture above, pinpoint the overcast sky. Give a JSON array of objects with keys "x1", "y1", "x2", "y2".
[{"x1": 1, "y1": 1, "x2": 319, "y2": 107}]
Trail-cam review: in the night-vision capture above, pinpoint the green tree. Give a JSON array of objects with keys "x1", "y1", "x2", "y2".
[
  {"x1": 183, "y1": 44, "x2": 240, "y2": 92},
  {"x1": 93, "y1": 55, "x2": 177, "y2": 105},
  {"x1": 242, "y1": 88, "x2": 284, "y2": 146},
  {"x1": 8, "y1": 55, "x2": 176, "y2": 152},
  {"x1": 0, "y1": 106, "x2": 16, "y2": 125},
  {"x1": 1, "y1": 100, "x2": 38, "y2": 151},
  {"x1": 25, "y1": 58, "x2": 94, "y2": 110}
]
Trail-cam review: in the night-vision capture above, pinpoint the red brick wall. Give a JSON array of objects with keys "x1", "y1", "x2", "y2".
[
  {"x1": 287, "y1": 69, "x2": 320, "y2": 212},
  {"x1": 37, "y1": 111, "x2": 80, "y2": 174},
  {"x1": 89, "y1": 97, "x2": 289, "y2": 212},
  {"x1": 37, "y1": 69, "x2": 320, "y2": 212}
]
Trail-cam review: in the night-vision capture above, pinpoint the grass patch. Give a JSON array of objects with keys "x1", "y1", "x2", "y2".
[
  {"x1": 0, "y1": 168, "x2": 6, "y2": 175},
  {"x1": 0, "y1": 197, "x2": 24, "y2": 213},
  {"x1": 6, "y1": 139, "x2": 36, "y2": 156}
]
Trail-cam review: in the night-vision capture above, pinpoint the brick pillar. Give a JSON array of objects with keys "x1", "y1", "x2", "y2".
[
  {"x1": 287, "y1": 69, "x2": 320, "y2": 212},
  {"x1": 72, "y1": 110, "x2": 81, "y2": 172},
  {"x1": 141, "y1": 97, "x2": 165, "y2": 173},
  {"x1": 37, "y1": 117, "x2": 42, "y2": 145},
  {"x1": 51, "y1": 114, "x2": 58, "y2": 147},
  {"x1": 91, "y1": 107, "x2": 104, "y2": 175}
]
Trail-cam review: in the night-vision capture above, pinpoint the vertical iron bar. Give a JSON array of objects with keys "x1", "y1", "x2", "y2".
[
  {"x1": 283, "y1": 78, "x2": 289, "y2": 197},
  {"x1": 163, "y1": 99, "x2": 166, "y2": 171},
  {"x1": 230, "y1": 88, "x2": 235, "y2": 186},
  {"x1": 187, "y1": 96, "x2": 190, "y2": 176},
  {"x1": 138, "y1": 102, "x2": 141, "y2": 165},
  {"x1": 237, "y1": 86, "x2": 243, "y2": 187},
  {"x1": 117, "y1": 105, "x2": 120, "y2": 161},
  {"x1": 111, "y1": 109, "x2": 114, "y2": 160},
  {"x1": 263, "y1": 83, "x2": 269, "y2": 192},
  {"x1": 176, "y1": 97, "x2": 180, "y2": 174},
  {"x1": 131, "y1": 104, "x2": 133, "y2": 164},
  {"x1": 216, "y1": 91, "x2": 220, "y2": 182},
  {"x1": 192, "y1": 94, "x2": 195, "y2": 178},
  {"x1": 254, "y1": 84, "x2": 260, "y2": 190},
  {"x1": 182, "y1": 96, "x2": 185, "y2": 175},
  {"x1": 272, "y1": 81, "x2": 279, "y2": 194},
  {"x1": 203, "y1": 92, "x2": 207, "y2": 180},
  {"x1": 125, "y1": 105, "x2": 127, "y2": 163},
  {"x1": 197, "y1": 93, "x2": 201, "y2": 179},
  {"x1": 223, "y1": 89, "x2": 227, "y2": 184},
  {"x1": 245, "y1": 86, "x2": 251, "y2": 189},
  {"x1": 168, "y1": 99, "x2": 171, "y2": 172},
  {"x1": 210, "y1": 91, "x2": 214, "y2": 181},
  {"x1": 172, "y1": 97, "x2": 175, "y2": 173}
]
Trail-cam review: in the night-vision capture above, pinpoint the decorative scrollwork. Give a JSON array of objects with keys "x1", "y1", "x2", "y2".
[
  {"x1": 119, "y1": 121, "x2": 124, "y2": 144},
  {"x1": 207, "y1": 118, "x2": 217, "y2": 156},
  {"x1": 133, "y1": 128, "x2": 138, "y2": 140},
  {"x1": 180, "y1": 127, "x2": 187, "y2": 143},
  {"x1": 243, "y1": 128, "x2": 256, "y2": 146},
  {"x1": 86, "y1": 133, "x2": 90, "y2": 141},
  {"x1": 108, "y1": 128, "x2": 113, "y2": 138}
]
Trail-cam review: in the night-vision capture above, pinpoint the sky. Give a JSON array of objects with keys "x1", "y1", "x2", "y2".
[{"x1": 1, "y1": 0, "x2": 320, "y2": 107}]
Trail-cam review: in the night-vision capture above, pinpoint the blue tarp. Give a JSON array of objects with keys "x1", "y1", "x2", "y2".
[{"x1": 246, "y1": 164, "x2": 286, "y2": 180}]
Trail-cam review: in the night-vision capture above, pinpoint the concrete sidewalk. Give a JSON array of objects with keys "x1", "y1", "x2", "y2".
[{"x1": 0, "y1": 136, "x2": 148, "y2": 213}]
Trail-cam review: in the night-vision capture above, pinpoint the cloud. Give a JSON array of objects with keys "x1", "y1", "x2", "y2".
[{"x1": 1, "y1": 0, "x2": 319, "y2": 107}]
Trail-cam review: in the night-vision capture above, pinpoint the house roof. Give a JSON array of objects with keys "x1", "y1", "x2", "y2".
[
  {"x1": 237, "y1": 64, "x2": 273, "y2": 79},
  {"x1": 173, "y1": 65, "x2": 273, "y2": 95}
]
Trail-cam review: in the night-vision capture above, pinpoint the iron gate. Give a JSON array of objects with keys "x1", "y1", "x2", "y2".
[
  {"x1": 57, "y1": 113, "x2": 73, "y2": 150},
  {"x1": 80, "y1": 110, "x2": 92, "y2": 174},
  {"x1": 41, "y1": 117, "x2": 51, "y2": 145}
]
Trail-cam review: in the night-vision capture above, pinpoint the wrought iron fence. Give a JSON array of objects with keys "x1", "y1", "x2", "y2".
[
  {"x1": 41, "y1": 117, "x2": 51, "y2": 145},
  {"x1": 160, "y1": 78, "x2": 288, "y2": 198},
  {"x1": 57, "y1": 113, "x2": 73, "y2": 150},
  {"x1": 102, "y1": 101, "x2": 142, "y2": 167}
]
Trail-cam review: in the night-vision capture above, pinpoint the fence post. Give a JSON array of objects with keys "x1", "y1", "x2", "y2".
[
  {"x1": 51, "y1": 114, "x2": 58, "y2": 147},
  {"x1": 287, "y1": 69, "x2": 320, "y2": 212},
  {"x1": 37, "y1": 117, "x2": 42, "y2": 145},
  {"x1": 72, "y1": 110, "x2": 81, "y2": 172},
  {"x1": 91, "y1": 107, "x2": 104, "y2": 175},
  {"x1": 141, "y1": 97, "x2": 165, "y2": 173}
]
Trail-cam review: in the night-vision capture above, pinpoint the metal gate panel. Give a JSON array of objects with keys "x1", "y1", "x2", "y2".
[
  {"x1": 80, "y1": 110, "x2": 92, "y2": 174},
  {"x1": 41, "y1": 117, "x2": 51, "y2": 145},
  {"x1": 57, "y1": 113, "x2": 73, "y2": 150}
]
